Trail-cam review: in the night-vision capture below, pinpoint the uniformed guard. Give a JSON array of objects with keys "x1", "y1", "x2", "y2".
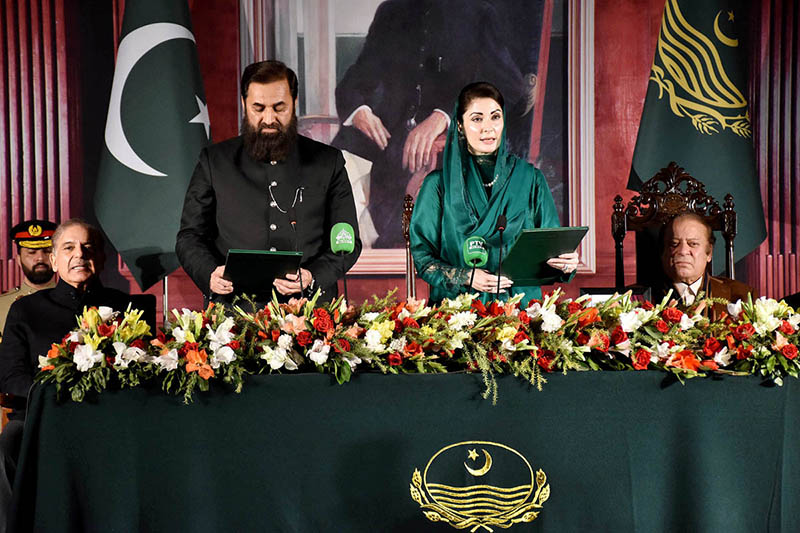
[{"x1": 0, "y1": 219, "x2": 57, "y2": 338}]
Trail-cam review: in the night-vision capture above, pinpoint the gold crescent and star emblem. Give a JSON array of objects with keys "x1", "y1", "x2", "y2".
[
  {"x1": 410, "y1": 441, "x2": 549, "y2": 531},
  {"x1": 464, "y1": 448, "x2": 493, "y2": 477},
  {"x1": 649, "y1": 0, "x2": 750, "y2": 138},
  {"x1": 28, "y1": 224, "x2": 42, "y2": 237},
  {"x1": 713, "y1": 11, "x2": 738, "y2": 47}
]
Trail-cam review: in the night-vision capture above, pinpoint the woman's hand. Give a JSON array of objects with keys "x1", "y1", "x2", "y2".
[
  {"x1": 546, "y1": 252, "x2": 579, "y2": 274},
  {"x1": 468, "y1": 269, "x2": 513, "y2": 293}
]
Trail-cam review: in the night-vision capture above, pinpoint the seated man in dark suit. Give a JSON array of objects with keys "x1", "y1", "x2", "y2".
[
  {"x1": 0, "y1": 219, "x2": 153, "y2": 524},
  {"x1": 658, "y1": 213, "x2": 755, "y2": 312}
]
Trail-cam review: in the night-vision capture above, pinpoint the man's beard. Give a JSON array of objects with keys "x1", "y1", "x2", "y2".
[
  {"x1": 21, "y1": 261, "x2": 54, "y2": 285},
  {"x1": 242, "y1": 114, "x2": 298, "y2": 162}
]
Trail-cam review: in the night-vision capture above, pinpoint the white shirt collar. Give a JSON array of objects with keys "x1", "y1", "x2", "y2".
[{"x1": 673, "y1": 276, "x2": 704, "y2": 306}]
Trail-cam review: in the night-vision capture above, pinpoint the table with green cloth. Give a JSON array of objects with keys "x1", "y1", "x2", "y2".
[{"x1": 9, "y1": 372, "x2": 800, "y2": 532}]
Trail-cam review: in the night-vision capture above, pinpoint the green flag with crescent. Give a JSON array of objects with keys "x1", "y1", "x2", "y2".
[
  {"x1": 95, "y1": 0, "x2": 210, "y2": 290},
  {"x1": 629, "y1": 0, "x2": 766, "y2": 268}
]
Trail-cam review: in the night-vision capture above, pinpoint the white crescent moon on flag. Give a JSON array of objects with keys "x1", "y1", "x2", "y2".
[{"x1": 104, "y1": 23, "x2": 196, "y2": 177}]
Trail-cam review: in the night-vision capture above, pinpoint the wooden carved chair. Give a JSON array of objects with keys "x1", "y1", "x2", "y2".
[
  {"x1": 612, "y1": 161, "x2": 737, "y2": 289},
  {"x1": 402, "y1": 194, "x2": 417, "y2": 299}
]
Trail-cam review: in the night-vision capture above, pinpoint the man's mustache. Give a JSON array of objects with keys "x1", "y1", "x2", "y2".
[{"x1": 259, "y1": 121, "x2": 282, "y2": 133}]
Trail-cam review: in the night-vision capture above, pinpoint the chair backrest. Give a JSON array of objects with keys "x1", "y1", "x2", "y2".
[
  {"x1": 402, "y1": 194, "x2": 416, "y2": 299},
  {"x1": 612, "y1": 162, "x2": 737, "y2": 288}
]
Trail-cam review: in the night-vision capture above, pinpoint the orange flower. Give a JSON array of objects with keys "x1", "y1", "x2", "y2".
[
  {"x1": 666, "y1": 350, "x2": 701, "y2": 372},
  {"x1": 185, "y1": 349, "x2": 215, "y2": 380},
  {"x1": 47, "y1": 343, "x2": 61, "y2": 359},
  {"x1": 41, "y1": 365, "x2": 55, "y2": 371},
  {"x1": 577, "y1": 308, "x2": 601, "y2": 327}
]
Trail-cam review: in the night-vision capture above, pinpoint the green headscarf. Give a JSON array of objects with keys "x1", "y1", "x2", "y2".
[{"x1": 438, "y1": 105, "x2": 537, "y2": 278}]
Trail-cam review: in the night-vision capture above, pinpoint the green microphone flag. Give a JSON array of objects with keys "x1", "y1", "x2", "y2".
[{"x1": 95, "y1": 0, "x2": 210, "y2": 290}]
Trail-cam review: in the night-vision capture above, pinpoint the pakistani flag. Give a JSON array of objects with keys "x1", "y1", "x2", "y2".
[
  {"x1": 95, "y1": 0, "x2": 210, "y2": 290},
  {"x1": 629, "y1": 0, "x2": 766, "y2": 266}
]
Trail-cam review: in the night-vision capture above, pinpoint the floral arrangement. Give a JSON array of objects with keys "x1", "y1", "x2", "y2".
[{"x1": 36, "y1": 289, "x2": 800, "y2": 403}]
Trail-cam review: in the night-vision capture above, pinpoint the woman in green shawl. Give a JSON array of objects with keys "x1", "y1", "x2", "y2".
[{"x1": 409, "y1": 82, "x2": 578, "y2": 304}]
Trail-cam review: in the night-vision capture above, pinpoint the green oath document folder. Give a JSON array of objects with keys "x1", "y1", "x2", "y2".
[
  {"x1": 501, "y1": 226, "x2": 588, "y2": 285},
  {"x1": 223, "y1": 249, "x2": 303, "y2": 300}
]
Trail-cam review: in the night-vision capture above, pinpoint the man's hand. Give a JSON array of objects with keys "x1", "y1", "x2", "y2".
[
  {"x1": 468, "y1": 269, "x2": 513, "y2": 294},
  {"x1": 352, "y1": 108, "x2": 391, "y2": 150},
  {"x1": 402, "y1": 112, "x2": 448, "y2": 173},
  {"x1": 210, "y1": 265, "x2": 233, "y2": 295},
  {"x1": 546, "y1": 252, "x2": 580, "y2": 274},
  {"x1": 273, "y1": 268, "x2": 314, "y2": 296}
]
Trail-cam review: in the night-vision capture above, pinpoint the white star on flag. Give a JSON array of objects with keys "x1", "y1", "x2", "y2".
[{"x1": 189, "y1": 95, "x2": 210, "y2": 139}]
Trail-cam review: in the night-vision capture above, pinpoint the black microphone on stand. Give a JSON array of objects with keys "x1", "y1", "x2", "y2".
[
  {"x1": 330, "y1": 222, "x2": 356, "y2": 302},
  {"x1": 287, "y1": 206, "x2": 303, "y2": 294},
  {"x1": 495, "y1": 212, "x2": 507, "y2": 295}
]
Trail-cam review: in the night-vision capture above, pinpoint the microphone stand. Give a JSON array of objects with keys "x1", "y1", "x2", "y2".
[
  {"x1": 288, "y1": 207, "x2": 303, "y2": 295},
  {"x1": 496, "y1": 213, "x2": 507, "y2": 296},
  {"x1": 339, "y1": 252, "x2": 349, "y2": 302}
]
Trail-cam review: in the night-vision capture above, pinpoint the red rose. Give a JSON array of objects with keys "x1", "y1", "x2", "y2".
[
  {"x1": 387, "y1": 353, "x2": 403, "y2": 366},
  {"x1": 610, "y1": 326, "x2": 628, "y2": 346},
  {"x1": 296, "y1": 331, "x2": 313, "y2": 347},
  {"x1": 227, "y1": 340, "x2": 241, "y2": 350},
  {"x1": 736, "y1": 344, "x2": 753, "y2": 360},
  {"x1": 312, "y1": 309, "x2": 333, "y2": 333},
  {"x1": 488, "y1": 302, "x2": 503, "y2": 317},
  {"x1": 97, "y1": 323, "x2": 116, "y2": 337},
  {"x1": 526, "y1": 299, "x2": 541, "y2": 309},
  {"x1": 642, "y1": 300, "x2": 655, "y2": 310},
  {"x1": 632, "y1": 349, "x2": 651, "y2": 370},
  {"x1": 156, "y1": 330, "x2": 167, "y2": 344},
  {"x1": 403, "y1": 317, "x2": 420, "y2": 329},
  {"x1": 779, "y1": 321, "x2": 795, "y2": 336},
  {"x1": 471, "y1": 300, "x2": 488, "y2": 318},
  {"x1": 592, "y1": 332, "x2": 610, "y2": 352},
  {"x1": 662, "y1": 307, "x2": 683, "y2": 324},
  {"x1": 782, "y1": 344, "x2": 798, "y2": 360},
  {"x1": 567, "y1": 301, "x2": 583, "y2": 315},
  {"x1": 576, "y1": 332, "x2": 590, "y2": 345},
  {"x1": 513, "y1": 331, "x2": 529, "y2": 344},
  {"x1": 518, "y1": 312, "x2": 531, "y2": 325},
  {"x1": 655, "y1": 320, "x2": 670, "y2": 333},
  {"x1": 733, "y1": 323, "x2": 756, "y2": 341},
  {"x1": 68, "y1": 341, "x2": 79, "y2": 354},
  {"x1": 179, "y1": 342, "x2": 199, "y2": 357},
  {"x1": 487, "y1": 351, "x2": 498, "y2": 362},
  {"x1": 537, "y1": 350, "x2": 556, "y2": 372},
  {"x1": 130, "y1": 339, "x2": 147, "y2": 351},
  {"x1": 271, "y1": 329, "x2": 281, "y2": 342},
  {"x1": 334, "y1": 338, "x2": 352, "y2": 353},
  {"x1": 702, "y1": 338, "x2": 722, "y2": 357},
  {"x1": 394, "y1": 319, "x2": 404, "y2": 331}
]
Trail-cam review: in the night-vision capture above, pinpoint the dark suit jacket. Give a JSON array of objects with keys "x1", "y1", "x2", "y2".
[
  {"x1": 654, "y1": 274, "x2": 757, "y2": 319},
  {"x1": 176, "y1": 135, "x2": 361, "y2": 302},
  {"x1": 0, "y1": 280, "x2": 152, "y2": 403}
]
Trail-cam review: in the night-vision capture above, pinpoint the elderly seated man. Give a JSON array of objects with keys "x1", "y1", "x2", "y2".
[
  {"x1": 0, "y1": 219, "x2": 154, "y2": 527},
  {"x1": 657, "y1": 212, "x2": 756, "y2": 312}
]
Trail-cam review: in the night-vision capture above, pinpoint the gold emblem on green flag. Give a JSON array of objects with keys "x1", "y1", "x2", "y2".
[
  {"x1": 410, "y1": 441, "x2": 549, "y2": 531},
  {"x1": 649, "y1": 0, "x2": 750, "y2": 137}
]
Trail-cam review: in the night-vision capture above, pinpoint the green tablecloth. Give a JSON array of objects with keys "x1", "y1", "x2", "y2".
[{"x1": 10, "y1": 372, "x2": 800, "y2": 532}]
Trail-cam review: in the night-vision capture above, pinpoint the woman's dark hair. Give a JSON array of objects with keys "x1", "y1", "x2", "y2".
[
  {"x1": 240, "y1": 60, "x2": 299, "y2": 100},
  {"x1": 456, "y1": 82, "x2": 504, "y2": 124}
]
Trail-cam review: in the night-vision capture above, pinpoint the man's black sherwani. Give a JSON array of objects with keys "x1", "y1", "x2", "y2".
[{"x1": 176, "y1": 134, "x2": 362, "y2": 302}]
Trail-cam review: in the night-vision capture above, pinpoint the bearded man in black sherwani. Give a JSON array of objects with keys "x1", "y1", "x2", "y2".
[{"x1": 176, "y1": 60, "x2": 361, "y2": 303}]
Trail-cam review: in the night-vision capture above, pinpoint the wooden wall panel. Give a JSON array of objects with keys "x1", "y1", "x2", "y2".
[
  {"x1": 0, "y1": 0, "x2": 77, "y2": 292},
  {"x1": 746, "y1": 0, "x2": 800, "y2": 299}
]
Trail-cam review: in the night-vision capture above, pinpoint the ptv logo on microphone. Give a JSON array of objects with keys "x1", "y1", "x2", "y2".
[
  {"x1": 469, "y1": 240, "x2": 486, "y2": 252},
  {"x1": 336, "y1": 229, "x2": 353, "y2": 246}
]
